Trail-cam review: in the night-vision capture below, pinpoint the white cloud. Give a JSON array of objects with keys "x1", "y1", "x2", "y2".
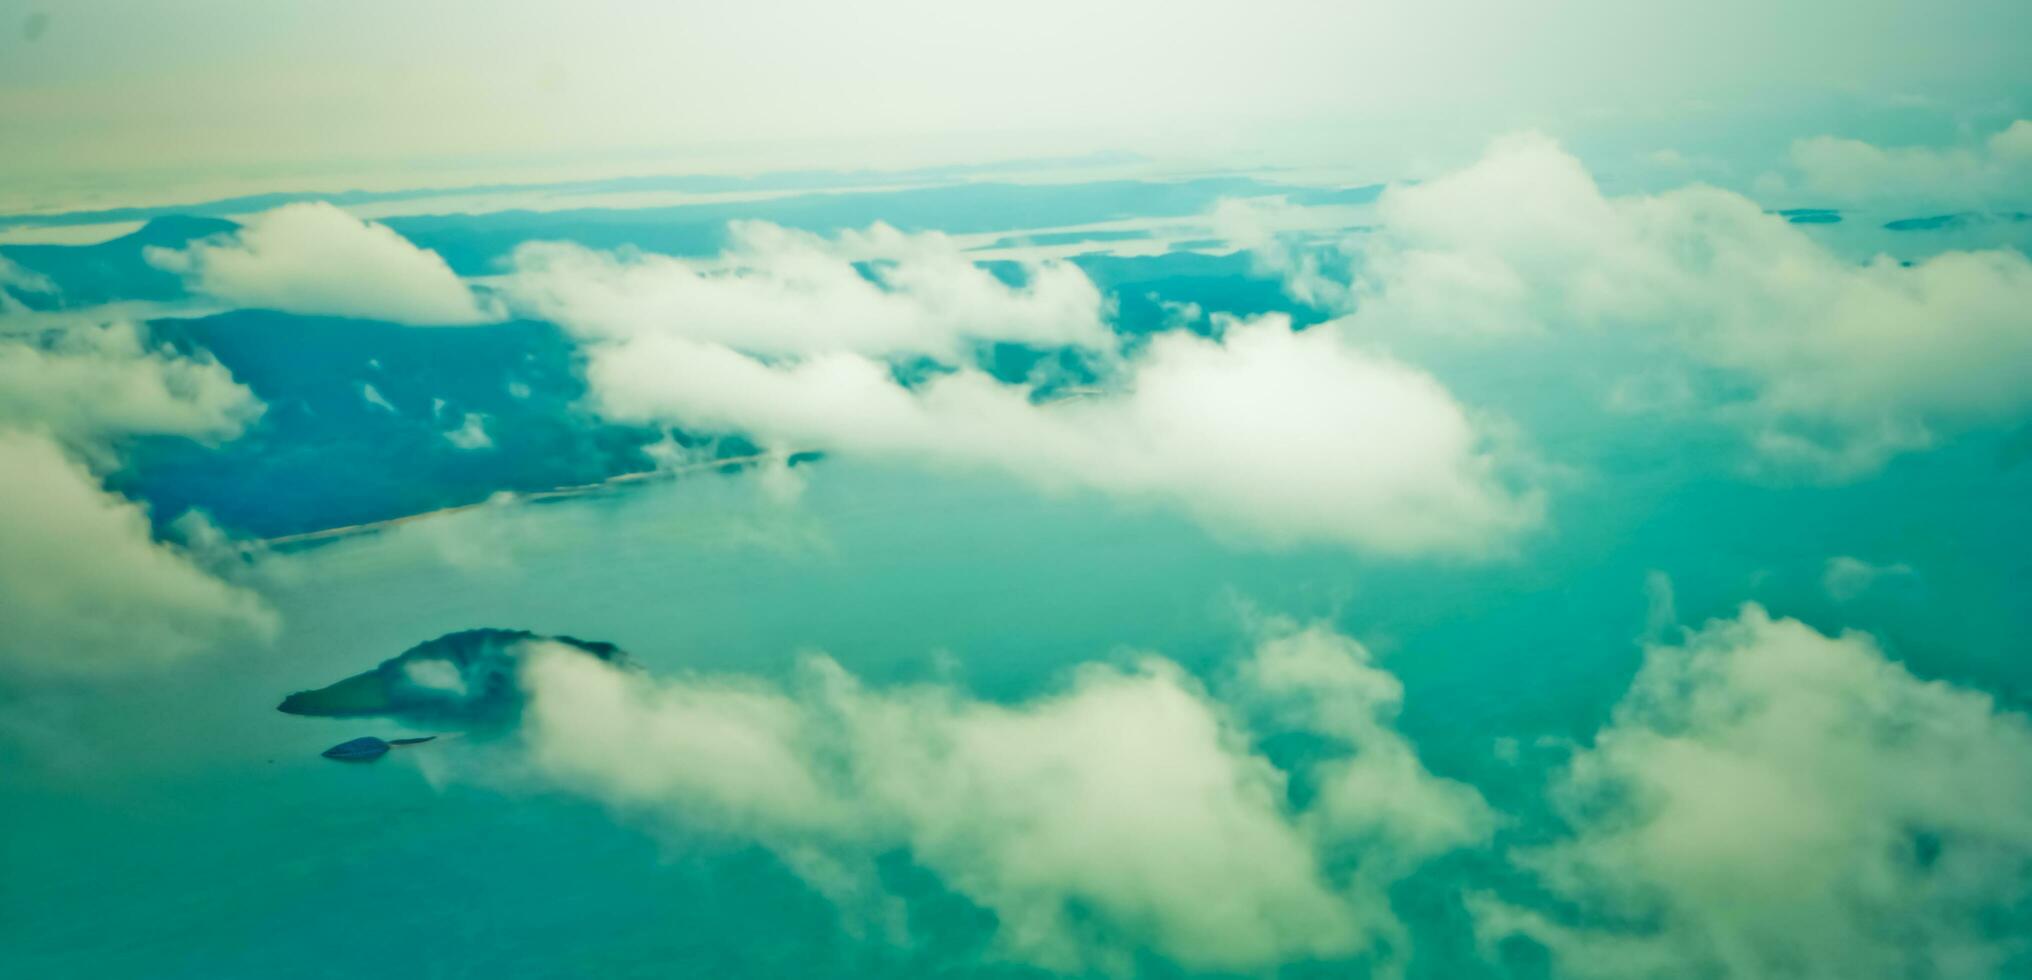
[
  {"x1": 593, "y1": 316, "x2": 1536, "y2": 555},
  {"x1": 359, "y1": 382, "x2": 397, "y2": 414},
  {"x1": 516, "y1": 619, "x2": 1488, "y2": 972},
  {"x1": 444, "y1": 412, "x2": 493, "y2": 450},
  {"x1": 507, "y1": 223, "x2": 1539, "y2": 556},
  {"x1": 505, "y1": 221, "x2": 1111, "y2": 359},
  {"x1": 0, "y1": 320, "x2": 275, "y2": 674},
  {"x1": 1291, "y1": 133, "x2": 2032, "y2": 476},
  {"x1": 1238, "y1": 621, "x2": 1496, "y2": 874},
  {"x1": 145, "y1": 202, "x2": 493, "y2": 325},
  {"x1": 0, "y1": 255, "x2": 57, "y2": 312},
  {"x1": 1822, "y1": 555, "x2": 1916, "y2": 602},
  {"x1": 1474, "y1": 605, "x2": 2032, "y2": 978},
  {"x1": 0, "y1": 321, "x2": 259, "y2": 459},
  {"x1": 1209, "y1": 196, "x2": 1365, "y2": 310},
  {"x1": 1789, "y1": 120, "x2": 2032, "y2": 208},
  {"x1": 0, "y1": 430, "x2": 277, "y2": 674}
]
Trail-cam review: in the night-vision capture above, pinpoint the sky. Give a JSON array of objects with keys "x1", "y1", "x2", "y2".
[
  {"x1": 4, "y1": 0, "x2": 2031, "y2": 209},
  {"x1": 4, "y1": 3, "x2": 2032, "y2": 979}
]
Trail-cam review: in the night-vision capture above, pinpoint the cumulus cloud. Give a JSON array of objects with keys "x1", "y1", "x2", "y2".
[
  {"x1": 1238, "y1": 621, "x2": 1497, "y2": 874},
  {"x1": 145, "y1": 202, "x2": 493, "y2": 325},
  {"x1": 1789, "y1": 120, "x2": 2032, "y2": 208},
  {"x1": 1288, "y1": 133, "x2": 2032, "y2": 475},
  {"x1": 1474, "y1": 605, "x2": 2032, "y2": 978},
  {"x1": 505, "y1": 223, "x2": 1539, "y2": 556},
  {"x1": 0, "y1": 431, "x2": 277, "y2": 674},
  {"x1": 515, "y1": 619, "x2": 1489, "y2": 972},
  {"x1": 0, "y1": 320, "x2": 275, "y2": 674},
  {"x1": 597, "y1": 317, "x2": 1534, "y2": 554},
  {"x1": 0, "y1": 321, "x2": 259, "y2": 458},
  {"x1": 507, "y1": 221, "x2": 1111, "y2": 359}
]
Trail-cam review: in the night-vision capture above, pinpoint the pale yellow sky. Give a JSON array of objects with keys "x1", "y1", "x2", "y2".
[{"x1": 3, "y1": 0, "x2": 2028, "y2": 211}]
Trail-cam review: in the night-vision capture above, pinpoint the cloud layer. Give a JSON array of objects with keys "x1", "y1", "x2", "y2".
[
  {"x1": 516, "y1": 619, "x2": 1490, "y2": 972},
  {"x1": 146, "y1": 202, "x2": 492, "y2": 325}
]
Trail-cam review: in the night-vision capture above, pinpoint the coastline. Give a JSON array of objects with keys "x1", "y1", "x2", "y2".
[{"x1": 260, "y1": 452, "x2": 782, "y2": 549}]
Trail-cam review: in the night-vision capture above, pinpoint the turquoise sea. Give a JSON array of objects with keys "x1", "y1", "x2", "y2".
[{"x1": 7, "y1": 421, "x2": 2028, "y2": 977}]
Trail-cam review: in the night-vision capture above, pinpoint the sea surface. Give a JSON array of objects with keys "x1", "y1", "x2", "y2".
[{"x1": 6, "y1": 436, "x2": 2029, "y2": 977}]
